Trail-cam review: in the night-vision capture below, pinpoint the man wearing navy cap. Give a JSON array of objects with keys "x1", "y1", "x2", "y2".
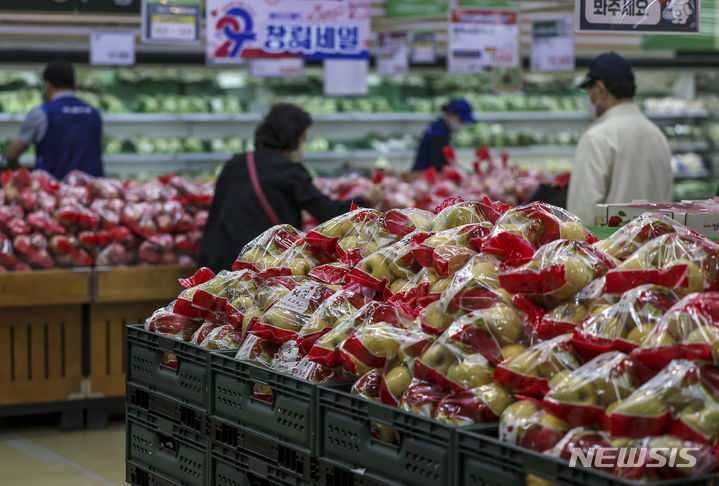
[
  {"x1": 567, "y1": 52, "x2": 672, "y2": 224},
  {"x1": 412, "y1": 98, "x2": 476, "y2": 171}
]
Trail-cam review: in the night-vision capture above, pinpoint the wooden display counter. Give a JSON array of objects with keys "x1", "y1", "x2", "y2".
[{"x1": 0, "y1": 264, "x2": 195, "y2": 428}]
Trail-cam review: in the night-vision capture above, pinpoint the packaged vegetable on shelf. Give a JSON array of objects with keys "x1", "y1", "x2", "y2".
[
  {"x1": 233, "y1": 224, "x2": 304, "y2": 272},
  {"x1": 27, "y1": 211, "x2": 65, "y2": 235},
  {"x1": 543, "y1": 351, "x2": 653, "y2": 427},
  {"x1": 499, "y1": 239, "x2": 617, "y2": 307},
  {"x1": 571, "y1": 285, "x2": 681, "y2": 360},
  {"x1": 433, "y1": 382, "x2": 515, "y2": 426},
  {"x1": 604, "y1": 233, "x2": 719, "y2": 296},
  {"x1": 608, "y1": 359, "x2": 719, "y2": 442},
  {"x1": 249, "y1": 280, "x2": 338, "y2": 344},
  {"x1": 48, "y1": 234, "x2": 94, "y2": 267},
  {"x1": 494, "y1": 334, "x2": 582, "y2": 397},
  {"x1": 499, "y1": 399, "x2": 571, "y2": 453},
  {"x1": 594, "y1": 213, "x2": 699, "y2": 262},
  {"x1": 633, "y1": 292, "x2": 719, "y2": 370},
  {"x1": 0, "y1": 233, "x2": 31, "y2": 271},
  {"x1": 307, "y1": 301, "x2": 412, "y2": 368}
]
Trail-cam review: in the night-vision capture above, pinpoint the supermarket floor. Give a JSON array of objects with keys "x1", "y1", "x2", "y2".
[{"x1": 0, "y1": 414, "x2": 126, "y2": 485}]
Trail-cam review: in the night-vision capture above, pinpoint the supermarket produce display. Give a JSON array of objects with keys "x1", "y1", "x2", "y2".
[
  {"x1": 0, "y1": 168, "x2": 210, "y2": 270},
  {"x1": 142, "y1": 198, "x2": 719, "y2": 483}
]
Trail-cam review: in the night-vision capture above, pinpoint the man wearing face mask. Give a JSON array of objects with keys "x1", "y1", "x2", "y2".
[
  {"x1": 199, "y1": 103, "x2": 382, "y2": 272},
  {"x1": 412, "y1": 98, "x2": 476, "y2": 171},
  {"x1": 2, "y1": 61, "x2": 103, "y2": 179},
  {"x1": 567, "y1": 52, "x2": 672, "y2": 225}
]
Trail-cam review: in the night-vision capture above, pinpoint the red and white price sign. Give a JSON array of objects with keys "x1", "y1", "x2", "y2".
[{"x1": 531, "y1": 18, "x2": 575, "y2": 72}]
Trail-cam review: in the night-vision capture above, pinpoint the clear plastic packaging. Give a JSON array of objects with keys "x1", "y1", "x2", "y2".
[
  {"x1": 571, "y1": 285, "x2": 681, "y2": 360},
  {"x1": 499, "y1": 239, "x2": 616, "y2": 307},
  {"x1": 608, "y1": 360, "x2": 719, "y2": 442},
  {"x1": 296, "y1": 288, "x2": 368, "y2": 353},
  {"x1": 594, "y1": 213, "x2": 698, "y2": 262},
  {"x1": 633, "y1": 292, "x2": 719, "y2": 370},
  {"x1": 543, "y1": 351, "x2": 653, "y2": 427},
  {"x1": 305, "y1": 207, "x2": 382, "y2": 257},
  {"x1": 604, "y1": 233, "x2": 719, "y2": 296},
  {"x1": 494, "y1": 334, "x2": 581, "y2": 397},
  {"x1": 232, "y1": 224, "x2": 304, "y2": 272},
  {"x1": 499, "y1": 399, "x2": 570, "y2": 453},
  {"x1": 433, "y1": 383, "x2": 514, "y2": 425}
]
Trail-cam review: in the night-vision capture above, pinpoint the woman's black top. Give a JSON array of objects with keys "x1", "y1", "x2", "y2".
[{"x1": 198, "y1": 147, "x2": 363, "y2": 272}]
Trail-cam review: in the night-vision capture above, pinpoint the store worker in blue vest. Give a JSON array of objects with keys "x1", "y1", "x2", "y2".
[
  {"x1": 3, "y1": 61, "x2": 103, "y2": 179},
  {"x1": 412, "y1": 98, "x2": 476, "y2": 171}
]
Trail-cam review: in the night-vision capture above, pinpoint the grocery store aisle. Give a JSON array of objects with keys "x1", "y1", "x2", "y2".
[{"x1": 0, "y1": 416, "x2": 125, "y2": 485}]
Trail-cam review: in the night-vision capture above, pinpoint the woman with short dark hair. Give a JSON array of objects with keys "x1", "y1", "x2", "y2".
[{"x1": 199, "y1": 103, "x2": 372, "y2": 272}]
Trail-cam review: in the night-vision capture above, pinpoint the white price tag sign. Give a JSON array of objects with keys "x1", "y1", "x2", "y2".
[
  {"x1": 531, "y1": 18, "x2": 575, "y2": 72},
  {"x1": 249, "y1": 58, "x2": 304, "y2": 78},
  {"x1": 324, "y1": 59, "x2": 369, "y2": 96},
  {"x1": 275, "y1": 283, "x2": 320, "y2": 314},
  {"x1": 376, "y1": 31, "x2": 409, "y2": 76},
  {"x1": 448, "y1": 9, "x2": 519, "y2": 73},
  {"x1": 90, "y1": 31, "x2": 136, "y2": 66}
]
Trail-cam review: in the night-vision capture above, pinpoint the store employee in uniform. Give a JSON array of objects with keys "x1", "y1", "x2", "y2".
[
  {"x1": 412, "y1": 98, "x2": 476, "y2": 171},
  {"x1": 2, "y1": 61, "x2": 103, "y2": 180},
  {"x1": 567, "y1": 52, "x2": 672, "y2": 225}
]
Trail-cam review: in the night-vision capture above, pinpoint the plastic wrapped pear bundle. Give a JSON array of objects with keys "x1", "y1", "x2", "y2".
[
  {"x1": 548, "y1": 427, "x2": 616, "y2": 472},
  {"x1": 437, "y1": 254, "x2": 512, "y2": 320},
  {"x1": 383, "y1": 267, "x2": 452, "y2": 314},
  {"x1": 433, "y1": 382, "x2": 515, "y2": 426},
  {"x1": 307, "y1": 301, "x2": 412, "y2": 368},
  {"x1": 296, "y1": 288, "x2": 369, "y2": 353},
  {"x1": 633, "y1": 292, "x2": 719, "y2": 371},
  {"x1": 398, "y1": 378, "x2": 449, "y2": 418},
  {"x1": 498, "y1": 239, "x2": 616, "y2": 307},
  {"x1": 595, "y1": 213, "x2": 699, "y2": 262},
  {"x1": 427, "y1": 198, "x2": 508, "y2": 232},
  {"x1": 604, "y1": 233, "x2": 719, "y2": 297},
  {"x1": 494, "y1": 334, "x2": 582, "y2": 397},
  {"x1": 484, "y1": 202, "x2": 595, "y2": 264},
  {"x1": 349, "y1": 234, "x2": 423, "y2": 293},
  {"x1": 415, "y1": 336, "x2": 496, "y2": 393},
  {"x1": 608, "y1": 359, "x2": 719, "y2": 442},
  {"x1": 337, "y1": 321, "x2": 434, "y2": 377},
  {"x1": 543, "y1": 351, "x2": 653, "y2": 427},
  {"x1": 305, "y1": 206, "x2": 382, "y2": 257},
  {"x1": 269, "y1": 238, "x2": 333, "y2": 276},
  {"x1": 439, "y1": 302, "x2": 527, "y2": 367},
  {"x1": 195, "y1": 324, "x2": 243, "y2": 350},
  {"x1": 571, "y1": 285, "x2": 680, "y2": 360},
  {"x1": 411, "y1": 222, "x2": 491, "y2": 277},
  {"x1": 499, "y1": 399, "x2": 571, "y2": 453},
  {"x1": 254, "y1": 274, "x2": 313, "y2": 312},
  {"x1": 190, "y1": 269, "x2": 256, "y2": 314},
  {"x1": 249, "y1": 280, "x2": 338, "y2": 344},
  {"x1": 145, "y1": 302, "x2": 204, "y2": 342},
  {"x1": 610, "y1": 435, "x2": 718, "y2": 481},
  {"x1": 232, "y1": 224, "x2": 304, "y2": 272}
]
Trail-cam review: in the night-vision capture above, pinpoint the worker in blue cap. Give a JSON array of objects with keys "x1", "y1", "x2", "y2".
[
  {"x1": 567, "y1": 52, "x2": 672, "y2": 224},
  {"x1": 412, "y1": 98, "x2": 476, "y2": 171}
]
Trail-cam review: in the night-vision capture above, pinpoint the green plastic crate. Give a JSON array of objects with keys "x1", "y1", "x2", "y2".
[
  {"x1": 127, "y1": 460, "x2": 183, "y2": 486},
  {"x1": 317, "y1": 384, "x2": 494, "y2": 486},
  {"x1": 126, "y1": 407, "x2": 208, "y2": 486},
  {"x1": 127, "y1": 383, "x2": 208, "y2": 437},
  {"x1": 456, "y1": 428, "x2": 719, "y2": 486},
  {"x1": 209, "y1": 351, "x2": 333, "y2": 456},
  {"x1": 211, "y1": 442, "x2": 313, "y2": 486},
  {"x1": 317, "y1": 457, "x2": 402, "y2": 486},
  {"x1": 126, "y1": 325, "x2": 210, "y2": 410}
]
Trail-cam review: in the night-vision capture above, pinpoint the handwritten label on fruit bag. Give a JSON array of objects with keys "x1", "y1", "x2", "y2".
[{"x1": 275, "y1": 282, "x2": 320, "y2": 314}]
